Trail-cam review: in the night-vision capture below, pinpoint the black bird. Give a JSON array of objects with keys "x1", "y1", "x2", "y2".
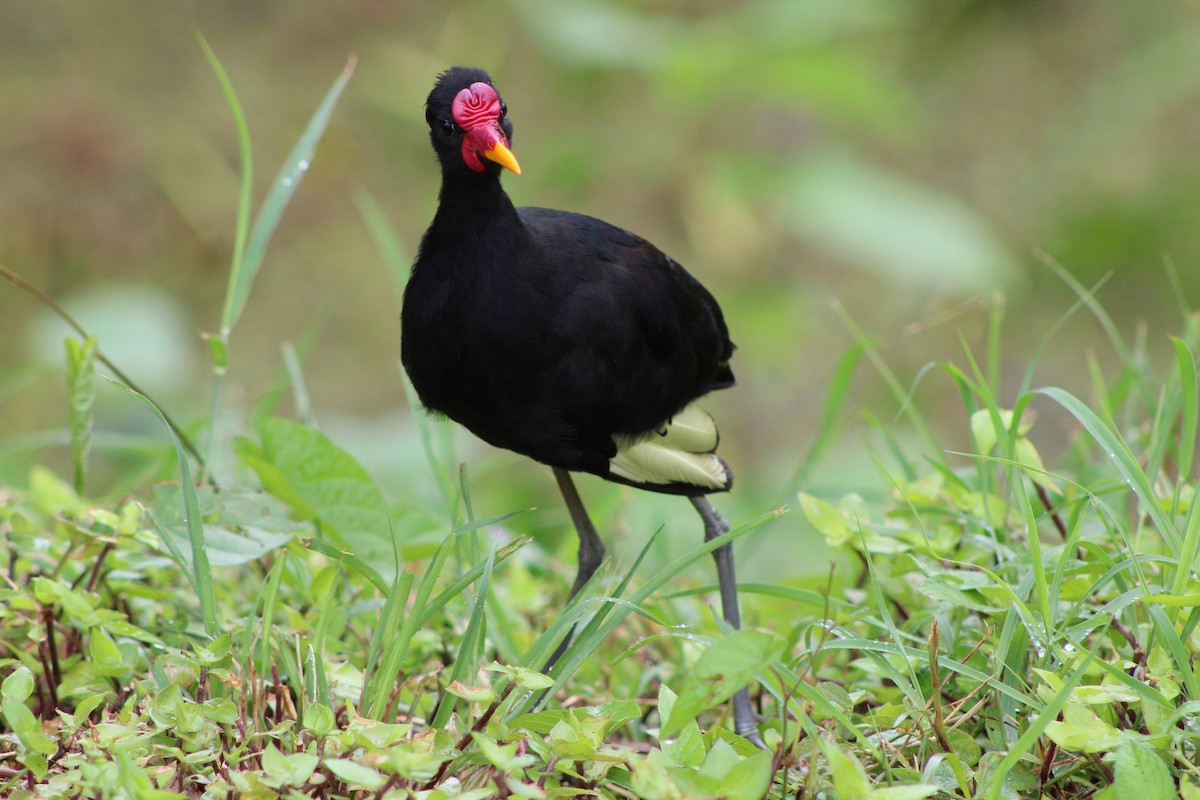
[{"x1": 401, "y1": 66, "x2": 757, "y2": 740}]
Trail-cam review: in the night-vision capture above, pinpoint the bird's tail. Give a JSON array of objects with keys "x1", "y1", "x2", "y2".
[{"x1": 607, "y1": 403, "x2": 733, "y2": 495}]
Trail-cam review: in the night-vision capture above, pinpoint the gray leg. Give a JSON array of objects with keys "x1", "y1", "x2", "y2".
[
  {"x1": 689, "y1": 495, "x2": 763, "y2": 747},
  {"x1": 553, "y1": 468, "x2": 606, "y2": 601},
  {"x1": 542, "y1": 468, "x2": 606, "y2": 674}
]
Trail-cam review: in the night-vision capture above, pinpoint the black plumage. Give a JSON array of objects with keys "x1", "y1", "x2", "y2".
[{"x1": 401, "y1": 66, "x2": 759, "y2": 741}]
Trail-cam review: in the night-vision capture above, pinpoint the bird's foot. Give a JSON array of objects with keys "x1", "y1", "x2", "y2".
[{"x1": 738, "y1": 726, "x2": 767, "y2": 751}]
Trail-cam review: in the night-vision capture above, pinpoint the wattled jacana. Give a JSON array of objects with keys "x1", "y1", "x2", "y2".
[{"x1": 401, "y1": 67, "x2": 758, "y2": 740}]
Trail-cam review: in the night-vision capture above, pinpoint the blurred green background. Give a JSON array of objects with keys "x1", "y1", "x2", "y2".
[{"x1": 3, "y1": 2, "x2": 1200, "y2": 580}]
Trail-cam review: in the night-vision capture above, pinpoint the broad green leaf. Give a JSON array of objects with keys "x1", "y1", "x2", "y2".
[
  {"x1": 345, "y1": 718, "x2": 412, "y2": 749},
  {"x1": 699, "y1": 737, "x2": 740, "y2": 778},
  {"x1": 151, "y1": 485, "x2": 292, "y2": 568},
  {"x1": 822, "y1": 740, "x2": 936, "y2": 799},
  {"x1": 660, "y1": 628, "x2": 782, "y2": 737},
  {"x1": 1072, "y1": 684, "x2": 1143, "y2": 706},
  {"x1": 237, "y1": 417, "x2": 393, "y2": 555},
  {"x1": 201, "y1": 698, "x2": 238, "y2": 725}
]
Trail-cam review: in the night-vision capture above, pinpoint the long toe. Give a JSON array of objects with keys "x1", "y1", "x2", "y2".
[{"x1": 732, "y1": 687, "x2": 766, "y2": 749}]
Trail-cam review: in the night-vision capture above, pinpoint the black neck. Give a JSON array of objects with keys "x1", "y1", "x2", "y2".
[
  {"x1": 435, "y1": 170, "x2": 514, "y2": 220},
  {"x1": 428, "y1": 171, "x2": 526, "y2": 248}
]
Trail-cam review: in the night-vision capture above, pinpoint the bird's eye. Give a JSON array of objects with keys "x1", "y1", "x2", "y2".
[
  {"x1": 438, "y1": 117, "x2": 456, "y2": 137},
  {"x1": 499, "y1": 102, "x2": 507, "y2": 118}
]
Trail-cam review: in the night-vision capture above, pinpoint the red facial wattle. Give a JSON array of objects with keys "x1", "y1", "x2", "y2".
[{"x1": 452, "y1": 82, "x2": 521, "y2": 174}]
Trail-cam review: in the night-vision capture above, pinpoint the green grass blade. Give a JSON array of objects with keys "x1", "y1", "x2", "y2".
[
  {"x1": 109, "y1": 378, "x2": 218, "y2": 636},
  {"x1": 1172, "y1": 336, "x2": 1197, "y2": 494},
  {"x1": 1035, "y1": 250, "x2": 1133, "y2": 368},
  {"x1": 309, "y1": 567, "x2": 340, "y2": 706},
  {"x1": 64, "y1": 336, "x2": 97, "y2": 495},
  {"x1": 195, "y1": 31, "x2": 253, "y2": 339},
  {"x1": 281, "y1": 341, "x2": 315, "y2": 427},
  {"x1": 418, "y1": 535, "x2": 529, "y2": 630},
  {"x1": 354, "y1": 187, "x2": 410, "y2": 309},
  {"x1": 401, "y1": 371, "x2": 460, "y2": 524},
  {"x1": 362, "y1": 567, "x2": 414, "y2": 719},
  {"x1": 255, "y1": 548, "x2": 290, "y2": 675},
  {"x1": 249, "y1": 302, "x2": 333, "y2": 428},
  {"x1": 521, "y1": 508, "x2": 782, "y2": 714},
  {"x1": 1148, "y1": 604, "x2": 1199, "y2": 698},
  {"x1": 431, "y1": 547, "x2": 494, "y2": 729},
  {"x1": 302, "y1": 536, "x2": 390, "y2": 594},
  {"x1": 1039, "y1": 386, "x2": 1181, "y2": 556},
  {"x1": 220, "y1": 56, "x2": 356, "y2": 335},
  {"x1": 788, "y1": 339, "x2": 864, "y2": 491},
  {"x1": 829, "y1": 298, "x2": 940, "y2": 456},
  {"x1": 978, "y1": 646, "x2": 1095, "y2": 800}
]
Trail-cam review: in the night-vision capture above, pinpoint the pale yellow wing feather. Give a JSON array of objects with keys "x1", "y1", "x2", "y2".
[{"x1": 608, "y1": 401, "x2": 730, "y2": 490}]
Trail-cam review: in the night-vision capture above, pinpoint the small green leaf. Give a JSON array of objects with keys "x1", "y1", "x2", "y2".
[
  {"x1": 1044, "y1": 704, "x2": 1125, "y2": 753},
  {"x1": 345, "y1": 718, "x2": 412, "y2": 749},
  {"x1": 446, "y1": 680, "x2": 497, "y2": 704},
  {"x1": 325, "y1": 757, "x2": 386, "y2": 790},
  {"x1": 548, "y1": 718, "x2": 594, "y2": 761},
  {"x1": 664, "y1": 719, "x2": 705, "y2": 768},
  {"x1": 261, "y1": 743, "x2": 289, "y2": 782},
  {"x1": 202, "y1": 698, "x2": 239, "y2": 724},
  {"x1": 1, "y1": 667, "x2": 58, "y2": 757},
  {"x1": 88, "y1": 628, "x2": 127, "y2": 677},
  {"x1": 969, "y1": 408, "x2": 1009, "y2": 456},
  {"x1": 262, "y1": 744, "x2": 319, "y2": 788},
  {"x1": 1114, "y1": 740, "x2": 1175, "y2": 800},
  {"x1": 716, "y1": 748, "x2": 775, "y2": 800},
  {"x1": 194, "y1": 633, "x2": 234, "y2": 665},
  {"x1": 799, "y1": 491, "x2": 855, "y2": 546},
  {"x1": 303, "y1": 703, "x2": 335, "y2": 736},
  {"x1": 32, "y1": 576, "x2": 62, "y2": 605},
  {"x1": 3, "y1": 666, "x2": 35, "y2": 703},
  {"x1": 486, "y1": 662, "x2": 556, "y2": 691},
  {"x1": 823, "y1": 740, "x2": 873, "y2": 799},
  {"x1": 474, "y1": 733, "x2": 538, "y2": 770},
  {"x1": 630, "y1": 747, "x2": 685, "y2": 799}
]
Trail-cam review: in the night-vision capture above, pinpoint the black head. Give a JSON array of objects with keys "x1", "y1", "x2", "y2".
[{"x1": 425, "y1": 66, "x2": 520, "y2": 178}]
